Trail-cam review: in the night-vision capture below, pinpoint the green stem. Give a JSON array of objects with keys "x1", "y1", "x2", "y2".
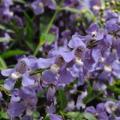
[
  {"x1": 45, "y1": 10, "x2": 59, "y2": 34},
  {"x1": 0, "y1": 85, "x2": 10, "y2": 96},
  {"x1": 30, "y1": 69, "x2": 43, "y2": 75},
  {"x1": 33, "y1": 0, "x2": 65, "y2": 56},
  {"x1": 33, "y1": 7, "x2": 60, "y2": 56},
  {"x1": 60, "y1": 7, "x2": 96, "y2": 21}
]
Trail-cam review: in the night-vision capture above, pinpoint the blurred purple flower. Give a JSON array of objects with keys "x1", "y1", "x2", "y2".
[
  {"x1": 85, "y1": 103, "x2": 109, "y2": 120},
  {"x1": 31, "y1": 0, "x2": 56, "y2": 15},
  {"x1": 49, "y1": 114, "x2": 63, "y2": 120}
]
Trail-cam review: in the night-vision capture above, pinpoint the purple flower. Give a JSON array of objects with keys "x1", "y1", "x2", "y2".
[
  {"x1": 42, "y1": 0, "x2": 56, "y2": 10},
  {"x1": 0, "y1": 92, "x2": 3, "y2": 100},
  {"x1": 85, "y1": 103, "x2": 109, "y2": 120},
  {"x1": 69, "y1": 63, "x2": 85, "y2": 85},
  {"x1": 104, "y1": 10, "x2": 120, "y2": 33},
  {"x1": 0, "y1": 0, "x2": 13, "y2": 19},
  {"x1": 41, "y1": 70, "x2": 57, "y2": 85},
  {"x1": 97, "y1": 56, "x2": 120, "y2": 84},
  {"x1": 58, "y1": 68, "x2": 73, "y2": 85},
  {"x1": 31, "y1": 0, "x2": 56, "y2": 15},
  {"x1": 49, "y1": 114, "x2": 63, "y2": 120},
  {"x1": 8, "y1": 86, "x2": 37, "y2": 117},
  {"x1": 22, "y1": 73, "x2": 37, "y2": 87},
  {"x1": 46, "y1": 103, "x2": 56, "y2": 114},
  {"x1": 93, "y1": 81, "x2": 107, "y2": 91},
  {"x1": 41, "y1": 67, "x2": 74, "y2": 86},
  {"x1": 76, "y1": 91, "x2": 87, "y2": 109},
  {"x1": 31, "y1": 0, "x2": 44, "y2": 15},
  {"x1": 105, "y1": 101, "x2": 117, "y2": 114},
  {"x1": 11, "y1": 89, "x2": 21, "y2": 102},
  {"x1": 2, "y1": 0, "x2": 13, "y2": 7},
  {"x1": 7, "y1": 102, "x2": 25, "y2": 118},
  {"x1": 1, "y1": 56, "x2": 38, "y2": 90},
  {"x1": 3, "y1": 78, "x2": 16, "y2": 91},
  {"x1": 89, "y1": 0, "x2": 101, "y2": 14},
  {"x1": 37, "y1": 58, "x2": 55, "y2": 69},
  {"x1": 104, "y1": 10, "x2": 118, "y2": 21},
  {"x1": 49, "y1": 46, "x2": 75, "y2": 63},
  {"x1": 22, "y1": 115, "x2": 33, "y2": 120},
  {"x1": 64, "y1": 0, "x2": 82, "y2": 10},
  {"x1": 47, "y1": 86, "x2": 56, "y2": 102},
  {"x1": 68, "y1": 34, "x2": 86, "y2": 49}
]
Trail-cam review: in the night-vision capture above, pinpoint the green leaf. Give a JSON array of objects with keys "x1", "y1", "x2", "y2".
[
  {"x1": 40, "y1": 33, "x2": 56, "y2": 45},
  {"x1": 108, "y1": 85, "x2": 120, "y2": 95},
  {"x1": 13, "y1": 0, "x2": 26, "y2": 4},
  {"x1": 56, "y1": 89, "x2": 67, "y2": 111},
  {"x1": 0, "y1": 80, "x2": 4, "y2": 84},
  {"x1": 66, "y1": 112, "x2": 84, "y2": 120},
  {"x1": 101, "y1": 0, "x2": 105, "y2": 9},
  {"x1": 0, "y1": 111, "x2": 9, "y2": 119},
  {"x1": 0, "y1": 24, "x2": 14, "y2": 33},
  {"x1": 0, "y1": 24, "x2": 6, "y2": 30},
  {"x1": 83, "y1": 83, "x2": 102, "y2": 104},
  {"x1": 33, "y1": 111, "x2": 40, "y2": 120},
  {"x1": 0, "y1": 57, "x2": 7, "y2": 70},
  {"x1": 37, "y1": 91, "x2": 45, "y2": 98},
  {"x1": 0, "y1": 37, "x2": 13, "y2": 43},
  {"x1": 40, "y1": 24, "x2": 47, "y2": 33},
  {"x1": 1, "y1": 49, "x2": 26, "y2": 59},
  {"x1": 43, "y1": 115, "x2": 50, "y2": 120},
  {"x1": 83, "y1": 112, "x2": 97, "y2": 120},
  {"x1": 25, "y1": 40, "x2": 35, "y2": 51},
  {"x1": 107, "y1": 80, "x2": 120, "y2": 96},
  {"x1": 24, "y1": 12, "x2": 34, "y2": 42}
]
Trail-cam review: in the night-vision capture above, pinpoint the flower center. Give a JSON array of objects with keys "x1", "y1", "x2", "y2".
[
  {"x1": 104, "y1": 65, "x2": 112, "y2": 72},
  {"x1": 50, "y1": 64, "x2": 60, "y2": 73},
  {"x1": 39, "y1": 2, "x2": 44, "y2": 8},
  {"x1": 10, "y1": 72, "x2": 21, "y2": 79},
  {"x1": 75, "y1": 57, "x2": 84, "y2": 66}
]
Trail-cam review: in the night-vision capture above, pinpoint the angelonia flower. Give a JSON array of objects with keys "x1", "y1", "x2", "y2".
[
  {"x1": 0, "y1": 0, "x2": 13, "y2": 21},
  {"x1": 0, "y1": 0, "x2": 120, "y2": 120},
  {"x1": 31, "y1": 0, "x2": 56, "y2": 15},
  {"x1": 1, "y1": 19, "x2": 120, "y2": 119}
]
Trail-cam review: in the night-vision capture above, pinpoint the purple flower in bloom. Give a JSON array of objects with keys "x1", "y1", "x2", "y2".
[
  {"x1": 41, "y1": 70, "x2": 57, "y2": 85},
  {"x1": 41, "y1": 68, "x2": 74, "y2": 86},
  {"x1": 22, "y1": 115, "x2": 33, "y2": 120},
  {"x1": 85, "y1": 103, "x2": 109, "y2": 120},
  {"x1": 1, "y1": 2, "x2": 120, "y2": 119},
  {"x1": 85, "y1": 23, "x2": 104, "y2": 50},
  {"x1": 8, "y1": 86, "x2": 38, "y2": 118},
  {"x1": 7, "y1": 102, "x2": 26, "y2": 118},
  {"x1": 96, "y1": 54, "x2": 120, "y2": 84},
  {"x1": 49, "y1": 46, "x2": 75, "y2": 63},
  {"x1": 0, "y1": 0, "x2": 13, "y2": 20},
  {"x1": 1, "y1": 56, "x2": 37, "y2": 90},
  {"x1": 104, "y1": 10, "x2": 120, "y2": 33},
  {"x1": 31, "y1": 0, "x2": 44, "y2": 15},
  {"x1": 89, "y1": 0, "x2": 101, "y2": 14},
  {"x1": 105, "y1": 101, "x2": 117, "y2": 114},
  {"x1": 76, "y1": 91, "x2": 87, "y2": 109},
  {"x1": 46, "y1": 86, "x2": 56, "y2": 102},
  {"x1": 49, "y1": 114, "x2": 63, "y2": 120},
  {"x1": 37, "y1": 57, "x2": 55, "y2": 69},
  {"x1": 68, "y1": 34, "x2": 86, "y2": 49},
  {"x1": 31, "y1": 0, "x2": 56, "y2": 15},
  {"x1": 58, "y1": 68, "x2": 73, "y2": 85}
]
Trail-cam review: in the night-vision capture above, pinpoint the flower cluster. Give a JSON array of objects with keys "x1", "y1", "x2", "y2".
[{"x1": 0, "y1": 0, "x2": 120, "y2": 120}]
